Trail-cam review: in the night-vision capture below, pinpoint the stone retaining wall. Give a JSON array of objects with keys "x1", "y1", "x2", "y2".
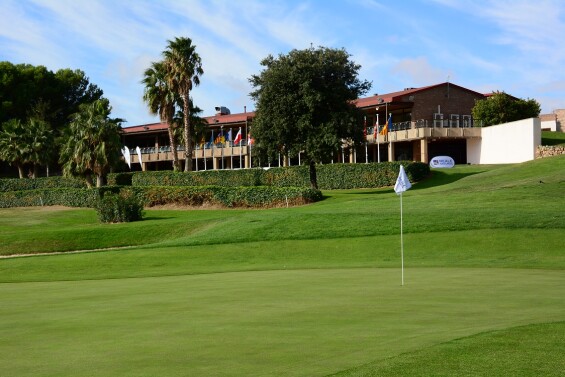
[{"x1": 536, "y1": 145, "x2": 565, "y2": 158}]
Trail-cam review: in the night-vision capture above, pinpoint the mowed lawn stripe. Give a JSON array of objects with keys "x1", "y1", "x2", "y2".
[{"x1": 1, "y1": 268, "x2": 563, "y2": 377}]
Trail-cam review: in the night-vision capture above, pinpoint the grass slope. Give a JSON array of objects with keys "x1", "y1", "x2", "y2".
[{"x1": 0, "y1": 155, "x2": 564, "y2": 376}]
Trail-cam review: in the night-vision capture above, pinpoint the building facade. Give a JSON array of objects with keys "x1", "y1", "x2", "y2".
[{"x1": 121, "y1": 82, "x2": 490, "y2": 171}]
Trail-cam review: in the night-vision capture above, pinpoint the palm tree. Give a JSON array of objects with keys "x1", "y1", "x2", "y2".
[
  {"x1": 163, "y1": 37, "x2": 204, "y2": 172},
  {"x1": 59, "y1": 99, "x2": 122, "y2": 187},
  {"x1": 25, "y1": 118, "x2": 54, "y2": 178},
  {"x1": 142, "y1": 61, "x2": 181, "y2": 171},
  {"x1": 0, "y1": 119, "x2": 29, "y2": 178}
]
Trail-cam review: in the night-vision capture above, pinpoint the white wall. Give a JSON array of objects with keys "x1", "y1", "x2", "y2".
[
  {"x1": 541, "y1": 119, "x2": 557, "y2": 131},
  {"x1": 467, "y1": 118, "x2": 541, "y2": 164}
]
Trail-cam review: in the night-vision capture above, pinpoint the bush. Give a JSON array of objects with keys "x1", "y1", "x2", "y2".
[
  {"x1": 0, "y1": 176, "x2": 86, "y2": 192},
  {"x1": 125, "y1": 185, "x2": 322, "y2": 208},
  {"x1": 130, "y1": 162, "x2": 429, "y2": 190},
  {"x1": 107, "y1": 172, "x2": 134, "y2": 186},
  {"x1": 0, "y1": 188, "x2": 100, "y2": 208},
  {"x1": 95, "y1": 192, "x2": 144, "y2": 223}
]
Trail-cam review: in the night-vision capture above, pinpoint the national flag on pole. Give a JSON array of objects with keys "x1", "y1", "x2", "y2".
[
  {"x1": 233, "y1": 128, "x2": 242, "y2": 145},
  {"x1": 394, "y1": 165, "x2": 412, "y2": 195},
  {"x1": 381, "y1": 113, "x2": 392, "y2": 135},
  {"x1": 363, "y1": 116, "x2": 367, "y2": 140},
  {"x1": 374, "y1": 118, "x2": 378, "y2": 139},
  {"x1": 215, "y1": 130, "x2": 225, "y2": 145},
  {"x1": 208, "y1": 131, "x2": 214, "y2": 148},
  {"x1": 226, "y1": 129, "x2": 232, "y2": 143},
  {"x1": 248, "y1": 133, "x2": 254, "y2": 146}
]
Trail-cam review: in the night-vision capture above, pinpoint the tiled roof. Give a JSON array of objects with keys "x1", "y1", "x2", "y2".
[
  {"x1": 122, "y1": 112, "x2": 255, "y2": 133},
  {"x1": 355, "y1": 82, "x2": 485, "y2": 108},
  {"x1": 123, "y1": 82, "x2": 487, "y2": 133}
]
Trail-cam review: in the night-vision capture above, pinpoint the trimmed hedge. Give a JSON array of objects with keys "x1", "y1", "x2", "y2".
[
  {"x1": 107, "y1": 172, "x2": 134, "y2": 186},
  {"x1": 131, "y1": 162, "x2": 429, "y2": 189},
  {"x1": 124, "y1": 186, "x2": 322, "y2": 208},
  {"x1": 0, "y1": 186, "x2": 121, "y2": 208},
  {"x1": 0, "y1": 185, "x2": 321, "y2": 209},
  {"x1": 0, "y1": 176, "x2": 86, "y2": 192}
]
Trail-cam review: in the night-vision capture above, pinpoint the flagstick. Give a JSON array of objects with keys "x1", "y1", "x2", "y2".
[{"x1": 400, "y1": 191, "x2": 404, "y2": 286}]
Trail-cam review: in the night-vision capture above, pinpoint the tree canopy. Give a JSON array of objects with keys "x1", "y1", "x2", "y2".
[
  {"x1": 162, "y1": 37, "x2": 204, "y2": 172},
  {"x1": 0, "y1": 62, "x2": 103, "y2": 131},
  {"x1": 59, "y1": 99, "x2": 123, "y2": 187},
  {"x1": 249, "y1": 46, "x2": 371, "y2": 189},
  {"x1": 142, "y1": 37, "x2": 204, "y2": 172},
  {"x1": 472, "y1": 91, "x2": 541, "y2": 127}
]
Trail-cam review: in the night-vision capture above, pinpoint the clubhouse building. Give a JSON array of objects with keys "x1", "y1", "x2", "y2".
[{"x1": 121, "y1": 82, "x2": 543, "y2": 171}]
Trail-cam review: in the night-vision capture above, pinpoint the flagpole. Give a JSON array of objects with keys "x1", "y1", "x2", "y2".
[
  {"x1": 400, "y1": 191, "x2": 404, "y2": 286},
  {"x1": 376, "y1": 113, "x2": 381, "y2": 163}
]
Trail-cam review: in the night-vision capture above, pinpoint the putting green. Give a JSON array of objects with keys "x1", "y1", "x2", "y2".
[{"x1": 1, "y1": 267, "x2": 563, "y2": 376}]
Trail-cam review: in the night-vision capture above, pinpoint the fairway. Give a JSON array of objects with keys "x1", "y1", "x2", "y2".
[
  {"x1": 1, "y1": 268, "x2": 563, "y2": 377},
  {"x1": 1, "y1": 156, "x2": 564, "y2": 376}
]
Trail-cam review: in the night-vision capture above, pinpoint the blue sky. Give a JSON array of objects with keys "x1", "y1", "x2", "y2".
[{"x1": 1, "y1": 0, "x2": 564, "y2": 127}]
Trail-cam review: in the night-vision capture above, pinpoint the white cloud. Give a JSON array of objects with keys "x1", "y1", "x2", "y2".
[{"x1": 392, "y1": 57, "x2": 446, "y2": 85}]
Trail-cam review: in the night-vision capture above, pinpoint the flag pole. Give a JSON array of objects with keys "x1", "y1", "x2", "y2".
[
  {"x1": 394, "y1": 164, "x2": 411, "y2": 286},
  {"x1": 400, "y1": 191, "x2": 404, "y2": 286}
]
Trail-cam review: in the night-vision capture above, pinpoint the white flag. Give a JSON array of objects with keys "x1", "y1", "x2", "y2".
[
  {"x1": 135, "y1": 146, "x2": 143, "y2": 168},
  {"x1": 121, "y1": 147, "x2": 131, "y2": 169},
  {"x1": 394, "y1": 165, "x2": 411, "y2": 195}
]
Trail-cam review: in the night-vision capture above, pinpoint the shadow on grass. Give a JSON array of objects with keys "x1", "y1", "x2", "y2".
[
  {"x1": 409, "y1": 169, "x2": 485, "y2": 190},
  {"x1": 331, "y1": 169, "x2": 486, "y2": 196}
]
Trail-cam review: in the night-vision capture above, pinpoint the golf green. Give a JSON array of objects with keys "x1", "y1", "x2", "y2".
[{"x1": 1, "y1": 267, "x2": 563, "y2": 376}]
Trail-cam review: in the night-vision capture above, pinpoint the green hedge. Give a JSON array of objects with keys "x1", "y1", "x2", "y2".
[
  {"x1": 0, "y1": 176, "x2": 86, "y2": 192},
  {"x1": 124, "y1": 186, "x2": 322, "y2": 208},
  {"x1": 0, "y1": 185, "x2": 321, "y2": 209},
  {"x1": 0, "y1": 186, "x2": 121, "y2": 208},
  {"x1": 107, "y1": 172, "x2": 134, "y2": 186},
  {"x1": 131, "y1": 162, "x2": 429, "y2": 189}
]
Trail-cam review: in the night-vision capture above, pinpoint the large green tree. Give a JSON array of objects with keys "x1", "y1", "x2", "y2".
[
  {"x1": 0, "y1": 119, "x2": 29, "y2": 178},
  {"x1": 162, "y1": 37, "x2": 204, "y2": 172},
  {"x1": 142, "y1": 61, "x2": 181, "y2": 171},
  {"x1": 472, "y1": 91, "x2": 541, "y2": 126},
  {"x1": 249, "y1": 46, "x2": 371, "y2": 189},
  {"x1": 0, "y1": 62, "x2": 103, "y2": 131},
  {"x1": 59, "y1": 99, "x2": 123, "y2": 187},
  {"x1": 0, "y1": 117, "x2": 53, "y2": 178},
  {"x1": 0, "y1": 62, "x2": 104, "y2": 177}
]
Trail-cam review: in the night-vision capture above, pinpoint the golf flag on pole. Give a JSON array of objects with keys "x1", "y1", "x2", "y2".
[
  {"x1": 395, "y1": 164, "x2": 411, "y2": 286},
  {"x1": 394, "y1": 165, "x2": 412, "y2": 194}
]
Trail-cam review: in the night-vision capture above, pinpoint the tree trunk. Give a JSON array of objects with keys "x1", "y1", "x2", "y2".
[
  {"x1": 183, "y1": 93, "x2": 193, "y2": 172},
  {"x1": 85, "y1": 175, "x2": 94, "y2": 188},
  {"x1": 16, "y1": 163, "x2": 25, "y2": 179},
  {"x1": 32, "y1": 164, "x2": 39, "y2": 179},
  {"x1": 309, "y1": 160, "x2": 318, "y2": 190},
  {"x1": 96, "y1": 174, "x2": 105, "y2": 188},
  {"x1": 168, "y1": 126, "x2": 180, "y2": 171}
]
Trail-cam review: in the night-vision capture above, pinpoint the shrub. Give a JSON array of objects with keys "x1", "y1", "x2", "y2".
[
  {"x1": 95, "y1": 192, "x2": 144, "y2": 223},
  {"x1": 107, "y1": 172, "x2": 134, "y2": 186},
  {"x1": 125, "y1": 185, "x2": 321, "y2": 208},
  {"x1": 0, "y1": 176, "x2": 86, "y2": 192},
  {"x1": 130, "y1": 162, "x2": 429, "y2": 190}
]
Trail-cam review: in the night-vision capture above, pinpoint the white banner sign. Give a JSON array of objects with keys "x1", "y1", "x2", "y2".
[{"x1": 430, "y1": 156, "x2": 455, "y2": 168}]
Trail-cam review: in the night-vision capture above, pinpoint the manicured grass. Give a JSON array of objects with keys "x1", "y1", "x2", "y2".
[
  {"x1": 542, "y1": 130, "x2": 565, "y2": 146},
  {"x1": 334, "y1": 321, "x2": 565, "y2": 376},
  {"x1": 1, "y1": 269, "x2": 563, "y2": 377},
  {"x1": 0, "y1": 155, "x2": 564, "y2": 376}
]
